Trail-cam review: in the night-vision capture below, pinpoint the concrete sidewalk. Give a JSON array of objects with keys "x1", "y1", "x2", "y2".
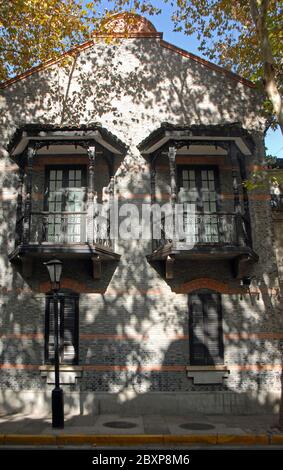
[{"x1": 0, "y1": 412, "x2": 282, "y2": 446}]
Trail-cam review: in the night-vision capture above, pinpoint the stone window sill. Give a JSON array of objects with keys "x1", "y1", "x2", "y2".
[
  {"x1": 186, "y1": 365, "x2": 230, "y2": 385},
  {"x1": 39, "y1": 365, "x2": 83, "y2": 384}
]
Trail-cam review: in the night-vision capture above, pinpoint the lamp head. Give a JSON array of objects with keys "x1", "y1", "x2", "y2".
[
  {"x1": 240, "y1": 276, "x2": 252, "y2": 287},
  {"x1": 44, "y1": 259, "x2": 62, "y2": 290}
]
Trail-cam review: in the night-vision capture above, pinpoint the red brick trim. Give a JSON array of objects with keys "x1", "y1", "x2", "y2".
[
  {"x1": 80, "y1": 333, "x2": 149, "y2": 341},
  {"x1": 0, "y1": 40, "x2": 94, "y2": 89},
  {"x1": 1, "y1": 284, "x2": 279, "y2": 297},
  {"x1": 2, "y1": 332, "x2": 282, "y2": 342},
  {"x1": 0, "y1": 333, "x2": 43, "y2": 340},
  {"x1": 117, "y1": 192, "x2": 270, "y2": 201},
  {"x1": 224, "y1": 332, "x2": 283, "y2": 340},
  {"x1": 39, "y1": 279, "x2": 97, "y2": 293},
  {"x1": 229, "y1": 364, "x2": 282, "y2": 371},
  {"x1": 175, "y1": 280, "x2": 279, "y2": 296},
  {"x1": 0, "y1": 363, "x2": 282, "y2": 372},
  {"x1": 0, "y1": 364, "x2": 40, "y2": 370},
  {"x1": 175, "y1": 278, "x2": 235, "y2": 294},
  {"x1": 92, "y1": 32, "x2": 162, "y2": 39}
]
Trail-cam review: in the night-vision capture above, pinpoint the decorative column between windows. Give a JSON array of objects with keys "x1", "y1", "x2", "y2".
[
  {"x1": 168, "y1": 146, "x2": 177, "y2": 205},
  {"x1": 15, "y1": 167, "x2": 25, "y2": 246},
  {"x1": 87, "y1": 145, "x2": 96, "y2": 245},
  {"x1": 167, "y1": 146, "x2": 177, "y2": 278},
  {"x1": 150, "y1": 156, "x2": 157, "y2": 251},
  {"x1": 22, "y1": 146, "x2": 36, "y2": 277},
  {"x1": 237, "y1": 151, "x2": 252, "y2": 248},
  {"x1": 230, "y1": 142, "x2": 246, "y2": 247},
  {"x1": 108, "y1": 175, "x2": 115, "y2": 246},
  {"x1": 23, "y1": 146, "x2": 36, "y2": 244}
]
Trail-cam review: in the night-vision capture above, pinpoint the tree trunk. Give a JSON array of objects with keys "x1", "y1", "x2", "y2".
[
  {"x1": 249, "y1": 0, "x2": 283, "y2": 134},
  {"x1": 263, "y1": 61, "x2": 283, "y2": 134}
]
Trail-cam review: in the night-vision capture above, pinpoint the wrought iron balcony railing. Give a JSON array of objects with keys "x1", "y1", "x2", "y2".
[
  {"x1": 153, "y1": 212, "x2": 250, "y2": 251},
  {"x1": 15, "y1": 211, "x2": 112, "y2": 248}
]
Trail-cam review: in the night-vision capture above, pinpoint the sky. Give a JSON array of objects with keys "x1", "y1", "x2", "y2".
[{"x1": 91, "y1": 0, "x2": 283, "y2": 159}]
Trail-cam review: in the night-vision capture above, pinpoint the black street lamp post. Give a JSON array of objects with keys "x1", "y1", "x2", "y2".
[{"x1": 44, "y1": 259, "x2": 64, "y2": 429}]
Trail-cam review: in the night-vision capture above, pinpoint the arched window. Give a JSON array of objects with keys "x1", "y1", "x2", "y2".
[
  {"x1": 189, "y1": 290, "x2": 224, "y2": 366},
  {"x1": 45, "y1": 289, "x2": 79, "y2": 364}
]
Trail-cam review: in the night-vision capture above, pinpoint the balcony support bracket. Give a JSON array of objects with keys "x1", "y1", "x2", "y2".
[
  {"x1": 22, "y1": 256, "x2": 33, "y2": 278},
  {"x1": 232, "y1": 253, "x2": 257, "y2": 279},
  {"x1": 166, "y1": 255, "x2": 175, "y2": 279},
  {"x1": 92, "y1": 255, "x2": 101, "y2": 279}
]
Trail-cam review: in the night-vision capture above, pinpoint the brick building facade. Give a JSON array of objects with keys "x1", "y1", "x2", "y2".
[{"x1": 0, "y1": 13, "x2": 282, "y2": 416}]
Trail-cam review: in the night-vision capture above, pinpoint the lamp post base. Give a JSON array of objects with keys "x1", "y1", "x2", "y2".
[{"x1": 52, "y1": 387, "x2": 64, "y2": 428}]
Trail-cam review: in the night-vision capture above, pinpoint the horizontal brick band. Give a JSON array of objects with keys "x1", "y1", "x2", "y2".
[
  {"x1": 116, "y1": 192, "x2": 270, "y2": 201},
  {"x1": 224, "y1": 332, "x2": 283, "y2": 340},
  {"x1": 0, "y1": 363, "x2": 282, "y2": 372},
  {"x1": 80, "y1": 333, "x2": 149, "y2": 341},
  {"x1": 0, "y1": 333, "x2": 44, "y2": 340},
  {"x1": 0, "y1": 192, "x2": 271, "y2": 202},
  {"x1": 1, "y1": 281, "x2": 279, "y2": 297},
  {"x1": 1, "y1": 332, "x2": 282, "y2": 342}
]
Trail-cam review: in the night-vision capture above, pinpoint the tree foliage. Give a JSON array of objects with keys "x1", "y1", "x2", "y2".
[
  {"x1": 0, "y1": 0, "x2": 92, "y2": 81},
  {"x1": 172, "y1": 1, "x2": 282, "y2": 126}
]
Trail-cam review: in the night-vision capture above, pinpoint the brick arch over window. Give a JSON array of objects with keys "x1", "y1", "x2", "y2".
[{"x1": 176, "y1": 278, "x2": 233, "y2": 294}]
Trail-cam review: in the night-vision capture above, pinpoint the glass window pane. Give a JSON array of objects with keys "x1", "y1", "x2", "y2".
[{"x1": 201, "y1": 170, "x2": 208, "y2": 181}]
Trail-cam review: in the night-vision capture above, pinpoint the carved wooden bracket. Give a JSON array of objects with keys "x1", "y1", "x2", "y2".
[
  {"x1": 22, "y1": 256, "x2": 33, "y2": 278},
  {"x1": 233, "y1": 254, "x2": 255, "y2": 279},
  {"x1": 166, "y1": 255, "x2": 175, "y2": 279},
  {"x1": 91, "y1": 255, "x2": 101, "y2": 279}
]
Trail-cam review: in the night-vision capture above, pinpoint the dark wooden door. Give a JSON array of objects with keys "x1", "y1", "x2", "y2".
[{"x1": 189, "y1": 291, "x2": 224, "y2": 365}]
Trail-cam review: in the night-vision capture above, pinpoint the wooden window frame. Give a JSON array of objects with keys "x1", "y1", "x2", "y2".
[
  {"x1": 44, "y1": 165, "x2": 87, "y2": 212},
  {"x1": 177, "y1": 165, "x2": 221, "y2": 212}
]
